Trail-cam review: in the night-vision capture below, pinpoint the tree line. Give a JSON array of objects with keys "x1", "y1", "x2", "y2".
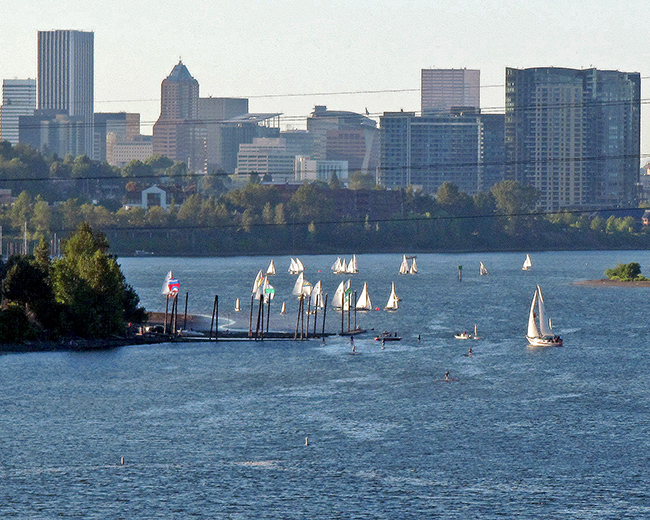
[{"x1": 0, "y1": 141, "x2": 648, "y2": 256}]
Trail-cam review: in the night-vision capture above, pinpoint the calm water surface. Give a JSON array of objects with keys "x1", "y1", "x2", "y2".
[{"x1": 1, "y1": 251, "x2": 649, "y2": 518}]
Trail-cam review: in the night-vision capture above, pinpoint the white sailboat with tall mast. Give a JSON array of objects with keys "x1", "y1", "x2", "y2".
[
  {"x1": 522, "y1": 254, "x2": 533, "y2": 271},
  {"x1": 409, "y1": 257, "x2": 418, "y2": 274},
  {"x1": 526, "y1": 285, "x2": 562, "y2": 347},
  {"x1": 346, "y1": 254, "x2": 359, "y2": 274},
  {"x1": 266, "y1": 259, "x2": 276, "y2": 276},
  {"x1": 399, "y1": 255, "x2": 410, "y2": 275},
  {"x1": 385, "y1": 282, "x2": 400, "y2": 310},
  {"x1": 479, "y1": 262, "x2": 489, "y2": 276},
  {"x1": 355, "y1": 282, "x2": 373, "y2": 310}
]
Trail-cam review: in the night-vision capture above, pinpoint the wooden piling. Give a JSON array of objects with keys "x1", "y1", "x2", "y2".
[
  {"x1": 248, "y1": 294, "x2": 254, "y2": 337},
  {"x1": 321, "y1": 294, "x2": 328, "y2": 338},
  {"x1": 183, "y1": 292, "x2": 189, "y2": 330}
]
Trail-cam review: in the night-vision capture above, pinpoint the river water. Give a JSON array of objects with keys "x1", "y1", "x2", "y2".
[{"x1": 1, "y1": 251, "x2": 649, "y2": 518}]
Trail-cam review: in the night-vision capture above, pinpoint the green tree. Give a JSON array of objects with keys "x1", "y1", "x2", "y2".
[
  {"x1": 51, "y1": 223, "x2": 146, "y2": 337},
  {"x1": 605, "y1": 262, "x2": 647, "y2": 281}
]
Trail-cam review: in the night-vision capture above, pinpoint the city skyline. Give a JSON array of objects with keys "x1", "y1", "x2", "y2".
[{"x1": 1, "y1": 1, "x2": 649, "y2": 156}]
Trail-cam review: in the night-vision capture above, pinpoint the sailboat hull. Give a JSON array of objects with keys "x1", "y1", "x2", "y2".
[{"x1": 526, "y1": 335, "x2": 563, "y2": 347}]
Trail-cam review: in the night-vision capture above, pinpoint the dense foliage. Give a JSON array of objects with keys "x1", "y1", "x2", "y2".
[
  {"x1": 604, "y1": 262, "x2": 648, "y2": 282},
  {"x1": 0, "y1": 223, "x2": 146, "y2": 343}
]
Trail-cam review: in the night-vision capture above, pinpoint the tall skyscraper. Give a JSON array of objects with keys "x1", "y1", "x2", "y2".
[
  {"x1": 153, "y1": 61, "x2": 207, "y2": 173},
  {"x1": 421, "y1": 69, "x2": 480, "y2": 115},
  {"x1": 505, "y1": 67, "x2": 640, "y2": 211},
  {"x1": 38, "y1": 30, "x2": 94, "y2": 156}
]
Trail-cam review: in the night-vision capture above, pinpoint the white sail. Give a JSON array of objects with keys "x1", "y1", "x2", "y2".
[
  {"x1": 288, "y1": 258, "x2": 298, "y2": 274},
  {"x1": 356, "y1": 282, "x2": 373, "y2": 310},
  {"x1": 536, "y1": 285, "x2": 553, "y2": 336},
  {"x1": 522, "y1": 254, "x2": 532, "y2": 270},
  {"x1": 331, "y1": 257, "x2": 342, "y2": 272},
  {"x1": 296, "y1": 258, "x2": 305, "y2": 272},
  {"x1": 310, "y1": 280, "x2": 324, "y2": 308},
  {"x1": 527, "y1": 288, "x2": 540, "y2": 338},
  {"x1": 346, "y1": 254, "x2": 358, "y2": 273},
  {"x1": 301, "y1": 280, "x2": 313, "y2": 297},
  {"x1": 332, "y1": 281, "x2": 345, "y2": 308},
  {"x1": 252, "y1": 270, "x2": 264, "y2": 296},
  {"x1": 280, "y1": 302, "x2": 286, "y2": 314},
  {"x1": 480, "y1": 262, "x2": 489, "y2": 275},
  {"x1": 292, "y1": 272, "x2": 305, "y2": 296},
  {"x1": 385, "y1": 282, "x2": 399, "y2": 310},
  {"x1": 340, "y1": 258, "x2": 348, "y2": 273},
  {"x1": 409, "y1": 257, "x2": 418, "y2": 274},
  {"x1": 235, "y1": 298, "x2": 241, "y2": 312},
  {"x1": 266, "y1": 259, "x2": 276, "y2": 276},
  {"x1": 262, "y1": 278, "x2": 275, "y2": 302},
  {"x1": 399, "y1": 255, "x2": 409, "y2": 275},
  {"x1": 162, "y1": 270, "x2": 174, "y2": 295}
]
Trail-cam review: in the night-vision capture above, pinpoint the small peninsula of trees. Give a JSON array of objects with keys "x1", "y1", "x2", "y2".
[
  {"x1": 604, "y1": 262, "x2": 649, "y2": 282},
  {"x1": 0, "y1": 223, "x2": 146, "y2": 343}
]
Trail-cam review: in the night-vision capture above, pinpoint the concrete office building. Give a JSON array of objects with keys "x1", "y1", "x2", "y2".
[
  {"x1": 235, "y1": 137, "x2": 295, "y2": 183},
  {"x1": 307, "y1": 106, "x2": 379, "y2": 176},
  {"x1": 505, "y1": 67, "x2": 640, "y2": 210},
  {"x1": 294, "y1": 156, "x2": 348, "y2": 183},
  {"x1": 0, "y1": 79, "x2": 36, "y2": 144},
  {"x1": 38, "y1": 30, "x2": 94, "y2": 156},
  {"x1": 421, "y1": 69, "x2": 480, "y2": 115}
]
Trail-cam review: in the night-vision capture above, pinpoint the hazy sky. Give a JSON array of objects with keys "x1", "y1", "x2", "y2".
[{"x1": 2, "y1": 1, "x2": 649, "y2": 156}]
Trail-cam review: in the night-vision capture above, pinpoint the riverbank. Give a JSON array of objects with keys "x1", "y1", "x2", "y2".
[{"x1": 575, "y1": 279, "x2": 650, "y2": 287}]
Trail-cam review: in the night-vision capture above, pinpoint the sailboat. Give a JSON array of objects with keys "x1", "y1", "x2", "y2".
[
  {"x1": 252, "y1": 270, "x2": 264, "y2": 297},
  {"x1": 409, "y1": 257, "x2": 418, "y2": 275},
  {"x1": 310, "y1": 281, "x2": 324, "y2": 308},
  {"x1": 266, "y1": 259, "x2": 276, "y2": 276},
  {"x1": 526, "y1": 285, "x2": 562, "y2": 347},
  {"x1": 280, "y1": 302, "x2": 287, "y2": 314},
  {"x1": 288, "y1": 258, "x2": 305, "y2": 274},
  {"x1": 346, "y1": 254, "x2": 359, "y2": 274},
  {"x1": 522, "y1": 254, "x2": 533, "y2": 271},
  {"x1": 235, "y1": 298, "x2": 241, "y2": 312},
  {"x1": 355, "y1": 282, "x2": 373, "y2": 310},
  {"x1": 332, "y1": 280, "x2": 351, "y2": 310},
  {"x1": 399, "y1": 255, "x2": 409, "y2": 275},
  {"x1": 479, "y1": 262, "x2": 489, "y2": 276},
  {"x1": 385, "y1": 282, "x2": 399, "y2": 310},
  {"x1": 331, "y1": 257, "x2": 343, "y2": 273}
]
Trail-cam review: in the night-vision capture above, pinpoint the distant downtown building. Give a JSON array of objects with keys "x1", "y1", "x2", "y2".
[
  {"x1": 37, "y1": 30, "x2": 94, "y2": 157},
  {"x1": 421, "y1": 69, "x2": 480, "y2": 115},
  {"x1": 0, "y1": 79, "x2": 36, "y2": 144},
  {"x1": 306, "y1": 106, "x2": 379, "y2": 176},
  {"x1": 505, "y1": 67, "x2": 640, "y2": 210},
  {"x1": 153, "y1": 61, "x2": 207, "y2": 173},
  {"x1": 379, "y1": 108, "x2": 504, "y2": 195}
]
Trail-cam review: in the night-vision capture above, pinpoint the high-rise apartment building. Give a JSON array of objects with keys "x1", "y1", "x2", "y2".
[
  {"x1": 505, "y1": 67, "x2": 640, "y2": 210},
  {"x1": 379, "y1": 109, "x2": 502, "y2": 195},
  {"x1": 0, "y1": 79, "x2": 36, "y2": 144},
  {"x1": 153, "y1": 61, "x2": 207, "y2": 173},
  {"x1": 421, "y1": 69, "x2": 480, "y2": 115},
  {"x1": 38, "y1": 30, "x2": 94, "y2": 156}
]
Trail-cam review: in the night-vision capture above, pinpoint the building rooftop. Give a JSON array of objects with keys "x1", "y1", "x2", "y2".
[{"x1": 166, "y1": 61, "x2": 196, "y2": 81}]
